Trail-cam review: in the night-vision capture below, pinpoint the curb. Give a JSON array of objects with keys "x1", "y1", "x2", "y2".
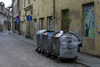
[{"x1": 79, "y1": 62, "x2": 92, "y2": 67}]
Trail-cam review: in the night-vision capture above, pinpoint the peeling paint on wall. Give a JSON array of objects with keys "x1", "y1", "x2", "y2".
[
  {"x1": 70, "y1": 9, "x2": 80, "y2": 19},
  {"x1": 75, "y1": 24, "x2": 82, "y2": 33},
  {"x1": 95, "y1": 23, "x2": 100, "y2": 28}
]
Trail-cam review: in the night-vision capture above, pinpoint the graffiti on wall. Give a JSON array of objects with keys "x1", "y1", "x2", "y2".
[{"x1": 83, "y1": 4, "x2": 95, "y2": 38}]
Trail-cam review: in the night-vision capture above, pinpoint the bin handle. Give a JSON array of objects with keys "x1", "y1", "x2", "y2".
[{"x1": 67, "y1": 35, "x2": 72, "y2": 39}]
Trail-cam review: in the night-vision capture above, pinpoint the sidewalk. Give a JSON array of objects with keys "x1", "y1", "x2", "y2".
[
  {"x1": 77, "y1": 53, "x2": 100, "y2": 67},
  {"x1": 10, "y1": 31, "x2": 37, "y2": 46},
  {"x1": 10, "y1": 31, "x2": 100, "y2": 67}
]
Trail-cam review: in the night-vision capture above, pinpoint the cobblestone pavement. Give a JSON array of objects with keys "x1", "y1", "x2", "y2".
[{"x1": 0, "y1": 31, "x2": 86, "y2": 67}]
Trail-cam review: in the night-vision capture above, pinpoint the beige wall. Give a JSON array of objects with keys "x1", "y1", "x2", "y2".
[
  {"x1": 13, "y1": 0, "x2": 19, "y2": 18},
  {"x1": 33, "y1": 0, "x2": 53, "y2": 33},
  {"x1": 19, "y1": 0, "x2": 25, "y2": 36},
  {"x1": 21, "y1": 0, "x2": 34, "y2": 38},
  {"x1": 19, "y1": 0, "x2": 100, "y2": 56},
  {"x1": 54, "y1": 0, "x2": 100, "y2": 56}
]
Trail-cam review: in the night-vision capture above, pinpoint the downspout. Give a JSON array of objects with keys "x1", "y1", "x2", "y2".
[
  {"x1": 18, "y1": 0, "x2": 20, "y2": 35},
  {"x1": 53, "y1": 0, "x2": 55, "y2": 18},
  {"x1": 52, "y1": 0, "x2": 55, "y2": 31},
  {"x1": 12, "y1": 0, "x2": 14, "y2": 32},
  {"x1": 24, "y1": 3, "x2": 27, "y2": 38}
]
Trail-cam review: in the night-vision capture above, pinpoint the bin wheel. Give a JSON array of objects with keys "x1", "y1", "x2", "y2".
[
  {"x1": 73, "y1": 56, "x2": 79, "y2": 64},
  {"x1": 50, "y1": 56, "x2": 54, "y2": 60},
  {"x1": 45, "y1": 54, "x2": 49, "y2": 58},
  {"x1": 56, "y1": 58, "x2": 61, "y2": 63},
  {"x1": 38, "y1": 48, "x2": 41, "y2": 54},
  {"x1": 41, "y1": 49, "x2": 44, "y2": 55},
  {"x1": 35, "y1": 48, "x2": 38, "y2": 52},
  {"x1": 73, "y1": 59, "x2": 80, "y2": 64},
  {"x1": 41, "y1": 51, "x2": 44, "y2": 55}
]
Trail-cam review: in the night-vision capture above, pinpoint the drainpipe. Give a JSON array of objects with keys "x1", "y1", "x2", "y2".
[
  {"x1": 18, "y1": 0, "x2": 20, "y2": 35},
  {"x1": 52, "y1": 0, "x2": 55, "y2": 31},
  {"x1": 53, "y1": 0, "x2": 55, "y2": 18},
  {"x1": 25, "y1": 10, "x2": 27, "y2": 38},
  {"x1": 30, "y1": 8, "x2": 33, "y2": 39},
  {"x1": 12, "y1": 0, "x2": 14, "y2": 32}
]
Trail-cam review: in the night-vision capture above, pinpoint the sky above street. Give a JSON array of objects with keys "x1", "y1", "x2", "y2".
[{"x1": 0, "y1": 0, "x2": 12, "y2": 7}]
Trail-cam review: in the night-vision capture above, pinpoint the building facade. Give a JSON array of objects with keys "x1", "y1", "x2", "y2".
[
  {"x1": 54, "y1": 0, "x2": 100, "y2": 57},
  {"x1": 19, "y1": 0, "x2": 25, "y2": 36},
  {"x1": 0, "y1": 11, "x2": 5, "y2": 31},
  {"x1": 12, "y1": 0, "x2": 20, "y2": 34},
  {"x1": 0, "y1": 2, "x2": 11, "y2": 31},
  {"x1": 13, "y1": 0, "x2": 100, "y2": 56},
  {"x1": 24, "y1": 0, "x2": 33, "y2": 39}
]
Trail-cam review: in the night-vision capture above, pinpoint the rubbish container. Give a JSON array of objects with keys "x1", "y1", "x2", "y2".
[
  {"x1": 42, "y1": 30, "x2": 58, "y2": 55},
  {"x1": 52, "y1": 31, "x2": 83, "y2": 59},
  {"x1": 36, "y1": 30, "x2": 47, "y2": 52}
]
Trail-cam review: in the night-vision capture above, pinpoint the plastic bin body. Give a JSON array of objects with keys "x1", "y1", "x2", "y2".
[
  {"x1": 42, "y1": 31, "x2": 58, "y2": 54},
  {"x1": 42, "y1": 35, "x2": 49, "y2": 52},
  {"x1": 37, "y1": 35, "x2": 42, "y2": 48},
  {"x1": 52, "y1": 31, "x2": 82, "y2": 59},
  {"x1": 36, "y1": 30, "x2": 46, "y2": 49},
  {"x1": 52, "y1": 37, "x2": 60, "y2": 56}
]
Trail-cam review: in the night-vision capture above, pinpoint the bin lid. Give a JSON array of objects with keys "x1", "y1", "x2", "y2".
[
  {"x1": 36, "y1": 30, "x2": 47, "y2": 35},
  {"x1": 49, "y1": 31, "x2": 59, "y2": 36}
]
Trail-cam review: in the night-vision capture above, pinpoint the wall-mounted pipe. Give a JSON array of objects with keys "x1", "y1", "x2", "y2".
[
  {"x1": 53, "y1": 0, "x2": 55, "y2": 18},
  {"x1": 52, "y1": 0, "x2": 55, "y2": 31}
]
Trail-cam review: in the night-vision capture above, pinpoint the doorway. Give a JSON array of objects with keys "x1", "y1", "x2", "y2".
[{"x1": 61, "y1": 9, "x2": 69, "y2": 31}]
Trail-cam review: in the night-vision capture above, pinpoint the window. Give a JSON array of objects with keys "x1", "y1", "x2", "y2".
[
  {"x1": 28, "y1": 0, "x2": 30, "y2": 4},
  {"x1": 34, "y1": 19, "x2": 37, "y2": 33},
  {"x1": 47, "y1": 16, "x2": 53, "y2": 30},
  {"x1": 83, "y1": 3, "x2": 95, "y2": 38},
  {"x1": 34, "y1": 19, "x2": 37, "y2": 29},
  {"x1": 39, "y1": 18, "x2": 44, "y2": 30}
]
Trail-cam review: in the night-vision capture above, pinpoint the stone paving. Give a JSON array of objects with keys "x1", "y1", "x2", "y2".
[
  {"x1": 0, "y1": 31, "x2": 86, "y2": 67},
  {"x1": 10, "y1": 30, "x2": 100, "y2": 67}
]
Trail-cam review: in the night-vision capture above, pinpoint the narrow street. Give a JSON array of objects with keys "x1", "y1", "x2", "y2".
[{"x1": 0, "y1": 31, "x2": 86, "y2": 67}]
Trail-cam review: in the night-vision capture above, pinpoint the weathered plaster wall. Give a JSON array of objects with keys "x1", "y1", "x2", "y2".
[
  {"x1": 55, "y1": 0, "x2": 100, "y2": 56},
  {"x1": 19, "y1": 0, "x2": 25, "y2": 36},
  {"x1": 19, "y1": 0, "x2": 100, "y2": 56},
  {"x1": 33, "y1": 0, "x2": 53, "y2": 33},
  {"x1": 0, "y1": 13, "x2": 4, "y2": 31}
]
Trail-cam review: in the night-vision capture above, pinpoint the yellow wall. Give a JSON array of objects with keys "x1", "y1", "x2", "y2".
[
  {"x1": 19, "y1": 0, "x2": 100, "y2": 56},
  {"x1": 33, "y1": 0, "x2": 53, "y2": 32},
  {"x1": 23, "y1": 0, "x2": 34, "y2": 38},
  {"x1": 54, "y1": 0, "x2": 100, "y2": 56},
  {"x1": 19, "y1": 0, "x2": 26, "y2": 36}
]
